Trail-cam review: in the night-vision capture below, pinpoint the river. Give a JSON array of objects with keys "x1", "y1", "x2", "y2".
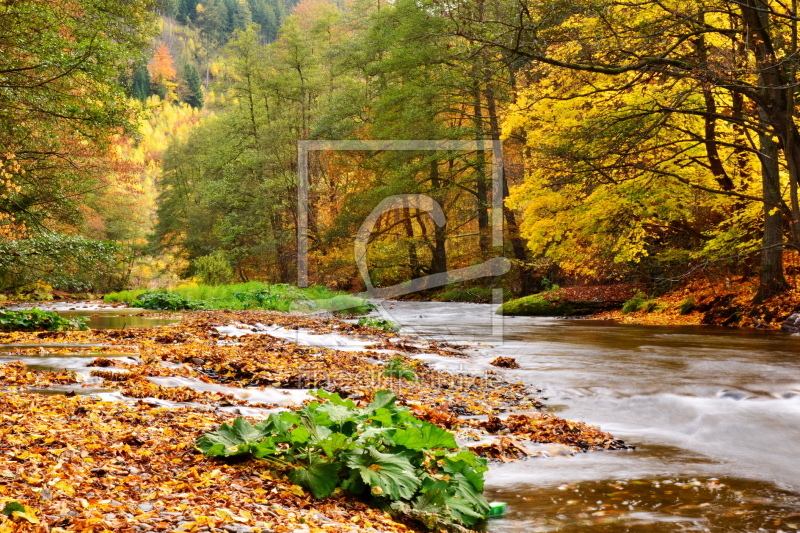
[{"x1": 380, "y1": 301, "x2": 800, "y2": 532}]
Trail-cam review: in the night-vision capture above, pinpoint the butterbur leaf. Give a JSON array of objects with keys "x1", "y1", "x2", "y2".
[
  {"x1": 290, "y1": 426, "x2": 310, "y2": 444},
  {"x1": 231, "y1": 417, "x2": 268, "y2": 443},
  {"x1": 392, "y1": 422, "x2": 457, "y2": 451},
  {"x1": 368, "y1": 390, "x2": 398, "y2": 412},
  {"x1": 319, "y1": 432, "x2": 351, "y2": 458},
  {"x1": 347, "y1": 446, "x2": 421, "y2": 500},
  {"x1": 288, "y1": 457, "x2": 342, "y2": 499},
  {"x1": 370, "y1": 407, "x2": 395, "y2": 427},
  {"x1": 444, "y1": 492, "x2": 487, "y2": 526},
  {"x1": 317, "y1": 402, "x2": 356, "y2": 425},
  {"x1": 313, "y1": 389, "x2": 357, "y2": 409},
  {"x1": 195, "y1": 417, "x2": 272, "y2": 457},
  {"x1": 251, "y1": 438, "x2": 278, "y2": 459},
  {"x1": 445, "y1": 471, "x2": 491, "y2": 524}
]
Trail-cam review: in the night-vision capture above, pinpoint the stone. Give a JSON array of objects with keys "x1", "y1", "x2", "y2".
[
  {"x1": 137, "y1": 503, "x2": 154, "y2": 513},
  {"x1": 781, "y1": 313, "x2": 800, "y2": 333}
]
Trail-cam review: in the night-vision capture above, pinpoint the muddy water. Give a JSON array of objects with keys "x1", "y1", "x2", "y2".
[
  {"x1": 379, "y1": 301, "x2": 800, "y2": 532},
  {"x1": 6, "y1": 302, "x2": 180, "y2": 329}
]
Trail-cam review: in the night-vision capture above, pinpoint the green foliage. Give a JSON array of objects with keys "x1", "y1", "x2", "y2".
[
  {"x1": 103, "y1": 289, "x2": 147, "y2": 303},
  {"x1": 382, "y1": 357, "x2": 418, "y2": 381},
  {"x1": 497, "y1": 292, "x2": 600, "y2": 316},
  {"x1": 642, "y1": 300, "x2": 660, "y2": 313},
  {"x1": 132, "y1": 66, "x2": 151, "y2": 102},
  {"x1": 182, "y1": 62, "x2": 204, "y2": 108},
  {"x1": 621, "y1": 292, "x2": 648, "y2": 314},
  {"x1": 1, "y1": 501, "x2": 25, "y2": 516},
  {"x1": 132, "y1": 290, "x2": 206, "y2": 311},
  {"x1": 437, "y1": 286, "x2": 494, "y2": 303},
  {"x1": 357, "y1": 317, "x2": 401, "y2": 332},
  {"x1": 0, "y1": 233, "x2": 132, "y2": 293},
  {"x1": 106, "y1": 282, "x2": 376, "y2": 314},
  {"x1": 0, "y1": 0, "x2": 157, "y2": 232},
  {"x1": 193, "y1": 253, "x2": 234, "y2": 285},
  {"x1": 679, "y1": 296, "x2": 696, "y2": 315},
  {"x1": 197, "y1": 390, "x2": 490, "y2": 528},
  {"x1": 0, "y1": 309, "x2": 88, "y2": 332}
]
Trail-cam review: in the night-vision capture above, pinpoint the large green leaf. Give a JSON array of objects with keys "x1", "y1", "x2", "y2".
[
  {"x1": 444, "y1": 471, "x2": 491, "y2": 525},
  {"x1": 314, "y1": 389, "x2": 357, "y2": 409},
  {"x1": 319, "y1": 432, "x2": 352, "y2": 458},
  {"x1": 317, "y1": 402, "x2": 357, "y2": 425},
  {"x1": 288, "y1": 457, "x2": 342, "y2": 499},
  {"x1": 195, "y1": 417, "x2": 273, "y2": 457},
  {"x1": 391, "y1": 422, "x2": 457, "y2": 451},
  {"x1": 347, "y1": 446, "x2": 421, "y2": 500},
  {"x1": 368, "y1": 390, "x2": 398, "y2": 412}
]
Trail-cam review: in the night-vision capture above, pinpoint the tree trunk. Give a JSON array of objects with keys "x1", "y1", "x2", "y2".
[
  {"x1": 472, "y1": 81, "x2": 490, "y2": 258},
  {"x1": 430, "y1": 159, "x2": 447, "y2": 276},
  {"x1": 485, "y1": 81, "x2": 536, "y2": 294},
  {"x1": 755, "y1": 111, "x2": 790, "y2": 301}
]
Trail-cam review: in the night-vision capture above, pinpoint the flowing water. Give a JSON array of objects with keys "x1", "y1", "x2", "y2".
[
  {"x1": 4, "y1": 300, "x2": 800, "y2": 531},
  {"x1": 378, "y1": 301, "x2": 800, "y2": 532}
]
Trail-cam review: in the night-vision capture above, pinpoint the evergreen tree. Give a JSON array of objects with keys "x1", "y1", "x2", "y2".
[
  {"x1": 132, "y1": 66, "x2": 151, "y2": 102},
  {"x1": 183, "y1": 63, "x2": 204, "y2": 108}
]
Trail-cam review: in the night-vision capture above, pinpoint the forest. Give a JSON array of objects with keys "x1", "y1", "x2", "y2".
[
  {"x1": 5, "y1": 2, "x2": 800, "y2": 532},
  {"x1": 4, "y1": 0, "x2": 800, "y2": 320}
]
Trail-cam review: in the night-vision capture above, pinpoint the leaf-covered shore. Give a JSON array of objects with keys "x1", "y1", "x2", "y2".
[{"x1": 0, "y1": 311, "x2": 630, "y2": 532}]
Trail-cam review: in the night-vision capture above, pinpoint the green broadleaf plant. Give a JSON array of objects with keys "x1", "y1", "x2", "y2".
[{"x1": 196, "y1": 389, "x2": 490, "y2": 529}]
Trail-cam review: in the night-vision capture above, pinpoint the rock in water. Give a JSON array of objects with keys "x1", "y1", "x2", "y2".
[{"x1": 781, "y1": 313, "x2": 800, "y2": 333}]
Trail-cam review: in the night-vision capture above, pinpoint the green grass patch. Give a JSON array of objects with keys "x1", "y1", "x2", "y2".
[
  {"x1": 382, "y1": 357, "x2": 418, "y2": 381},
  {"x1": 437, "y1": 286, "x2": 494, "y2": 303},
  {"x1": 496, "y1": 292, "x2": 599, "y2": 316},
  {"x1": 622, "y1": 292, "x2": 660, "y2": 314},
  {"x1": 105, "y1": 282, "x2": 375, "y2": 315},
  {"x1": 103, "y1": 289, "x2": 147, "y2": 303},
  {"x1": 679, "y1": 296, "x2": 696, "y2": 315},
  {"x1": 357, "y1": 317, "x2": 401, "y2": 332}
]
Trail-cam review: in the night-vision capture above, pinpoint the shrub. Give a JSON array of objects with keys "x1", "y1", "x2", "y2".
[
  {"x1": 679, "y1": 296, "x2": 696, "y2": 315},
  {"x1": 0, "y1": 309, "x2": 88, "y2": 332},
  {"x1": 196, "y1": 390, "x2": 490, "y2": 529},
  {"x1": 193, "y1": 253, "x2": 234, "y2": 285},
  {"x1": 622, "y1": 292, "x2": 648, "y2": 314},
  {"x1": 357, "y1": 317, "x2": 401, "y2": 332},
  {"x1": 132, "y1": 290, "x2": 205, "y2": 311},
  {"x1": 382, "y1": 357, "x2": 417, "y2": 381},
  {"x1": 0, "y1": 232, "x2": 131, "y2": 293}
]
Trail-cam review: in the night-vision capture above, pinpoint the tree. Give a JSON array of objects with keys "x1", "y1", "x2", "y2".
[
  {"x1": 183, "y1": 63, "x2": 205, "y2": 108},
  {"x1": 0, "y1": 0, "x2": 157, "y2": 235},
  {"x1": 149, "y1": 43, "x2": 179, "y2": 102},
  {"x1": 132, "y1": 66, "x2": 152, "y2": 102},
  {"x1": 450, "y1": 0, "x2": 800, "y2": 296}
]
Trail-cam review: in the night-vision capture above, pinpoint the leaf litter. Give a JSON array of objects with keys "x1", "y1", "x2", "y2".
[{"x1": 0, "y1": 310, "x2": 632, "y2": 532}]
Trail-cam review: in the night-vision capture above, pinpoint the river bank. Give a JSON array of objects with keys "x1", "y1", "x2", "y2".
[
  {"x1": 0, "y1": 309, "x2": 629, "y2": 532},
  {"x1": 497, "y1": 279, "x2": 800, "y2": 330}
]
